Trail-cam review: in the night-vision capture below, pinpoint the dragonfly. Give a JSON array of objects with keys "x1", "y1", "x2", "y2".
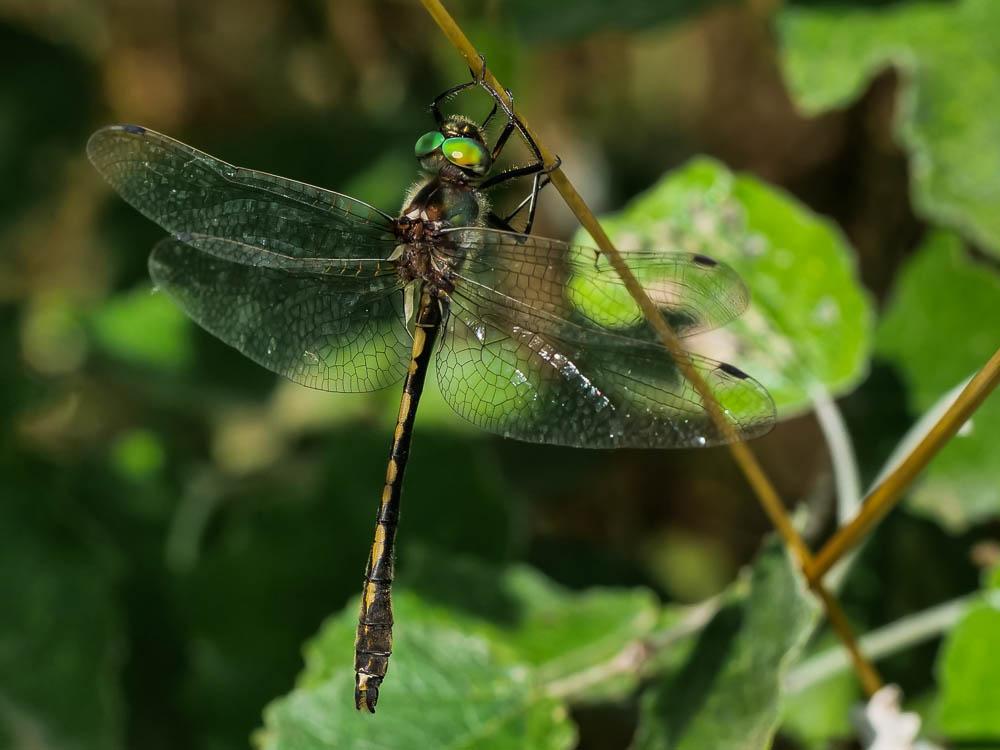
[{"x1": 87, "y1": 70, "x2": 775, "y2": 713}]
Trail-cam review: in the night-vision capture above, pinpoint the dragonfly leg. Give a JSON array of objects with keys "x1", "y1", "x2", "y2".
[
  {"x1": 477, "y1": 78, "x2": 547, "y2": 171},
  {"x1": 430, "y1": 79, "x2": 478, "y2": 127},
  {"x1": 430, "y1": 54, "x2": 488, "y2": 126},
  {"x1": 480, "y1": 153, "x2": 560, "y2": 192},
  {"x1": 474, "y1": 74, "x2": 561, "y2": 233},
  {"x1": 483, "y1": 155, "x2": 561, "y2": 234},
  {"x1": 486, "y1": 87, "x2": 520, "y2": 161},
  {"x1": 481, "y1": 98, "x2": 499, "y2": 129},
  {"x1": 502, "y1": 166, "x2": 557, "y2": 235}
]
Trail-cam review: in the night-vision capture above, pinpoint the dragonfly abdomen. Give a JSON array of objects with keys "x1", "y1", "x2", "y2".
[{"x1": 354, "y1": 286, "x2": 442, "y2": 713}]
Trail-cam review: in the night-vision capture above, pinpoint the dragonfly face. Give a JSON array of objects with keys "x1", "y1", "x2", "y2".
[
  {"x1": 414, "y1": 114, "x2": 493, "y2": 182},
  {"x1": 87, "y1": 76, "x2": 775, "y2": 713}
]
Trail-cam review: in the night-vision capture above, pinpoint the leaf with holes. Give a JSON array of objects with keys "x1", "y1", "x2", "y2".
[{"x1": 574, "y1": 157, "x2": 873, "y2": 414}]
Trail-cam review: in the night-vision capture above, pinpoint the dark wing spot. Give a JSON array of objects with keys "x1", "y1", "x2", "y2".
[
  {"x1": 664, "y1": 309, "x2": 699, "y2": 332},
  {"x1": 718, "y1": 362, "x2": 749, "y2": 379},
  {"x1": 692, "y1": 254, "x2": 718, "y2": 268},
  {"x1": 120, "y1": 124, "x2": 146, "y2": 134}
]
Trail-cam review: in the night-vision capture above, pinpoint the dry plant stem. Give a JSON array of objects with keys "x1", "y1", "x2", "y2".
[
  {"x1": 814, "y1": 587, "x2": 882, "y2": 695},
  {"x1": 419, "y1": 0, "x2": 882, "y2": 697},
  {"x1": 808, "y1": 346, "x2": 1000, "y2": 582}
]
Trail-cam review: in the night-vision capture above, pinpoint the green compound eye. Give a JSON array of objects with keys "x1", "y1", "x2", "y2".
[
  {"x1": 414, "y1": 131, "x2": 445, "y2": 157},
  {"x1": 442, "y1": 137, "x2": 488, "y2": 172}
]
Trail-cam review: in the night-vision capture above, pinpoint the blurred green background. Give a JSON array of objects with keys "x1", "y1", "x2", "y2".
[{"x1": 2, "y1": 1, "x2": 999, "y2": 749}]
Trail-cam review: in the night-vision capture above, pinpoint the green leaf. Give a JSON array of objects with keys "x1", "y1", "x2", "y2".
[
  {"x1": 875, "y1": 231, "x2": 1000, "y2": 531},
  {"x1": 931, "y1": 575, "x2": 1000, "y2": 741},
  {"x1": 89, "y1": 285, "x2": 193, "y2": 371},
  {"x1": 398, "y1": 551, "x2": 661, "y2": 702},
  {"x1": 780, "y1": 647, "x2": 859, "y2": 748},
  {"x1": 778, "y1": 0, "x2": 1000, "y2": 258},
  {"x1": 258, "y1": 559, "x2": 660, "y2": 748},
  {"x1": 500, "y1": 0, "x2": 736, "y2": 42},
  {"x1": 0, "y1": 484, "x2": 124, "y2": 750},
  {"x1": 109, "y1": 428, "x2": 166, "y2": 481},
  {"x1": 633, "y1": 543, "x2": 819, "y2": 750},
  {"x1": 257, "y1": 592, "x2": 576, "y2": 750},
  {"x1": 574, "y1": 157, "x2": 873, "y2": 414}
]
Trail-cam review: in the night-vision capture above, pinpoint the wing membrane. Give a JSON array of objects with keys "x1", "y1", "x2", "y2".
[
  {"x1": 91, "y1": 127, "x2": 773, "y2": 443},
  {"x1": 88, "y1": 125, "x2": 399, "y2": 260},
  {"x1": 440, "y1": 227, "x2": 749, "y2": 337},
  {"x1": 436, "y1": 228, "x2": 773, "y2": 448},
  {"x1": 150, "y1": 237, "x2": 410, "y2": 392},
  {"x1": 177, "y1": 232, "x2": 400, "y2": 276}
]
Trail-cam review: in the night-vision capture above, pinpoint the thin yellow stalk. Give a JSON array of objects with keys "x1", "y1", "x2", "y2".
[
  {"x1": 808, "y1": 347, "x2": 1000, "y2": 582},
  {"x1": 814, "y1": 586, "x2": 883, "y2": 695},
  {"x1": 419, "y1": 0, "x2": 883, "y2": 695}
]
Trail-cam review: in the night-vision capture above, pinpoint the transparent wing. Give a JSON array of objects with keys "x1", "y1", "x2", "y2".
[
  {"x1": 149, "y1": 237, "x2": 411, "y2": 392},
  {"x1": 435, "y1": 229, "x2": 774, "y2": 449},
  {"x1": 88, "y1": 124, "x2": 399, "y2": 259},
  {"x1": 440, "y1": 227, "x2": 749, "y2": 337},
  {"x1": 176, "y1": 231, "x2": 400, "y2": 276}
]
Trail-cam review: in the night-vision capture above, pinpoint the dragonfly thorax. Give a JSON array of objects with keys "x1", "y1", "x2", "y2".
[
  {"x1": 393, "y1": 239, "x2": 455, "y2": 295},
  {"x1": 392, "y1": 208, "x2": 457, "y2": 297},
  {"x1": 395, "y1": 141, "x2": 488, "y2": 300},
  {"x1": 400, "y1": 170, "x2": 488, "y2": 230}
]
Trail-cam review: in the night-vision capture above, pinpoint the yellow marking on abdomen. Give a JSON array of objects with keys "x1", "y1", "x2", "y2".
[
  {"x1": 397, "y1": 392, "x2": 412, "y2": 423},
  {"x1": 408, "y1": 327, "x2": 427, "y2": 374},
  {"x1": 362, "y1": 580, "x2": 378, "y2": 610},
  {"x1": 370, "y1": 524, "x2": 386, "y2": 563},
  {"x1": 413, "y1": 326, "x2": 427, "y2": 351}
]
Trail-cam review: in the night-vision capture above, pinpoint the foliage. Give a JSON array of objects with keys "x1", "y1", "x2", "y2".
[
  {"x1": 876, "y1": 231, "x2": 1000, "y2": 531},
  {"x1": 575, "y1": 157, "x2": 873, "y2": 415},
  {"x1": 90, "y1": 288, "x2": 194, "y2": 371},
  {"x1": 929, "y1": 569, "x2": 1000, "y2": 741},
  {"x1": 634, "y1": 544, "x2": 818, "y2": 750},
  {"x1": 779, "y1": 0, "x2": 1000, "y2": 258},
  {"x1": 257, "y1": 544, "x2": 814, "y2": 749},
  {"x1": 258, "y1": 558, "x2": 661, "y2": 750},
  {"x1": 260, "y1": 591, "x2": 578, "y2": 750}
]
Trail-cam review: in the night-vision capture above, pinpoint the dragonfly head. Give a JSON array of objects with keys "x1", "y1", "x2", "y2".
[{"x1": 415, "y1": 115, "x2": 492, "y2": 182}]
